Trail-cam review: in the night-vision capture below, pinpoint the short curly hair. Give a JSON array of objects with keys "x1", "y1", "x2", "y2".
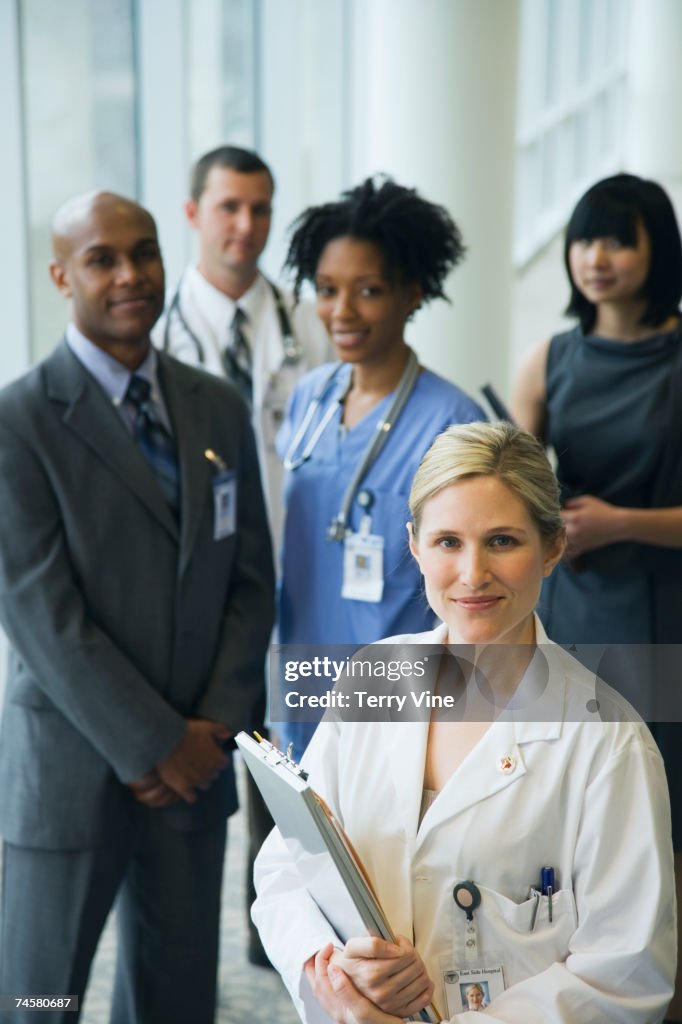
[{"x1": 285, "y1": 175, "x2": 466, "y2": 302}]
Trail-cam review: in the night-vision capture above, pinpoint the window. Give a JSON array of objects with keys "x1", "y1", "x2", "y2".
[
  {"x1": 185, "y1": 0, "x2": 259, "y2": 160},
  {"x1": 514, "y1": 0, "x2": 629, "y2": 264},
  {"x1": 20, "y1": 0, "x2": 137, "y2": 359}
]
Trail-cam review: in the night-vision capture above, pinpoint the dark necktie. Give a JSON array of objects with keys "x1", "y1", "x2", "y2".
[
  {"x1": 125, "y1": 374, "x2": 180, "y2": 514},
  {"x1": 222, "y1": 306, "x2": 252, "y2": 405}
]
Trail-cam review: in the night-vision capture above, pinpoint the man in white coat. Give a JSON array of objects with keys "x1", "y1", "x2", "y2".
[
  {"x1": 155, "y1": 144, "x2": 330, "y2": 967},
  {"x1": 155, "y1": 144, "x2": 331, "y2": 555}
]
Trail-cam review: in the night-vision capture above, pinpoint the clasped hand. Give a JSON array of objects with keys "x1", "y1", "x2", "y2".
[
  {"x1": 129, "y1": 717, "x2": 232, "y2": 807},
  {"x1": 305, "y1": 936, "x2": 434, "y2": 1023},
  {"x1": 562, "y1": 494, "x2": 622, "y2": 558}
]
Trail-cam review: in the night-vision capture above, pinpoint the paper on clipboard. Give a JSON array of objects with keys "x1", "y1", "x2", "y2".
[{"x1": 236, "y1": 732, "x2": 440, "y2": 1024}]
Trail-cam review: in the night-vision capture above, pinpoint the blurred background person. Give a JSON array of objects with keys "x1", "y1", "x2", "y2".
[
  {"x1": 276, "y1": 176, "x2": 485, "y2": 760},
  {"x1": 512, "y1": 171, "x2": 682, "y2": 1020},
  {"x1": 0, "y1": 190, "x2": 274, "y2": 1022},
  {"x1": 156, "y1": 144, "x2": 330, "y2": 555}
]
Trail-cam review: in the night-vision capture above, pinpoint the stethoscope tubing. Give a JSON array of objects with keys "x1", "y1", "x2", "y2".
[
  {"x1": 282, "y1": 364, "x2": 348, "y2": 471},
  {"x1": 162, "y1": 272, "x2": 303, "y2": 366},
  {"x1": 283, "y1": 349, "x2": 421, "y2": 542}
]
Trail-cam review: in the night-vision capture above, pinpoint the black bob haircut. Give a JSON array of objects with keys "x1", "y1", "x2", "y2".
[
  {"x1": 564, "y1": 173, "x2": 682, "y2": 333},
  {"x1": 284, "y1": 176, "x2": 466, "y2": 303},
  {"x1": 190, "y1": 145, "x2": 274, "y2": 202}
]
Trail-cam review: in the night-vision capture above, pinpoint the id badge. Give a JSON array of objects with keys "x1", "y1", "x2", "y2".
[
  {"x1": 341, "y1": 517, "x2": 384, "y2": 603},
  {"x1": 212, "y1": 470, "x2": 236, "y2": 541},
  {"x1": 442, "y1": 963, "x2": 505, "y2": 1017}
]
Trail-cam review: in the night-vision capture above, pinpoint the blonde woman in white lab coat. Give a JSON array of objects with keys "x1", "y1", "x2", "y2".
[{"x1": 253, "y1": 421, "x2": 675, "y2": 1024}]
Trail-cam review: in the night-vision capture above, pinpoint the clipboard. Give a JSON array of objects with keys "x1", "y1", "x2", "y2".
[{"x1": 236, "y1": 732, "x2": 441, "y2": 1023}]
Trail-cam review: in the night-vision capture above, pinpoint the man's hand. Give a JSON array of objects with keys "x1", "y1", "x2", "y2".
[
  {"x1": 157, "y1": 718, "x2": 232, "y2": 803},
  {"x1": 128, "y1": 770, "x2": 180, "y2": 808},
  {"x1": 305, "y1": 944, "x2": 403, "y2": 1024},
  {"x1": 331, "y1": 935, "x2": 434, "y2": 1018}
]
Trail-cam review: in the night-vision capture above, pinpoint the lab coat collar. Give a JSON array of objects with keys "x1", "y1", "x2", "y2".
[
  {"x1": 184, "y1": 266, "x2": 294, "y2": 388},
  {"x1": 184, "y1": 265, "x2": 268, "y2": 336},
  {"x1": 377, "y1": 616, "x2": 568, "y2": 844},
  {"x1": 380, "y1": 715, "x2": 531, "y2": 848}
]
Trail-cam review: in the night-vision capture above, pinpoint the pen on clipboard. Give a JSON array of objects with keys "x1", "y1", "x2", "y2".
[{"x1": 253, "y1": 732, "x2": 309, "y2": 780}]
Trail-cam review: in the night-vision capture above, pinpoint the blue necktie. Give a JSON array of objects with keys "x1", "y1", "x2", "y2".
[
  {"x1": 222, "y1": 306, "x2": 252, "y2": 405},
  {"x1": 125, "y1": 374, "x2": 180, "y2": 515}
]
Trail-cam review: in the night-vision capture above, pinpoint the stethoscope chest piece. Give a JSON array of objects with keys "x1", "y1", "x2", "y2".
[
  {"x1": 357, "y1": 488, "x2": 374, "y2": 512},
  {"x1": 282, "y1": 333, "x2": 303, "y2": 365}
]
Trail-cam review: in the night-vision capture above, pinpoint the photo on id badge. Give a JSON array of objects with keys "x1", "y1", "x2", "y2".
[
  {"x1": 355, "y1": 553, "x2": 370, "y2": 575},
  {"x1": 213, "y1": 471, "x2": 236, "y2": 540},
  {"x1": 341, "y1": 527, "x2": 384, "y2": 603},
  {"x1": 443, "y1": 967, "x2": 504, "y2": 1015}
]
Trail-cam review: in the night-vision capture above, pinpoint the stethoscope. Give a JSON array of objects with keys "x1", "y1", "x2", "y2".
[
  {"x1": 283, "y1": 349, "x2": 421, "y2": 541},
  {"x1": 162, "y1": 271, "x2": 304, "y2": 366},
  {"x1": 282, "y1": 363, "x2": 350, "y2": 471}
]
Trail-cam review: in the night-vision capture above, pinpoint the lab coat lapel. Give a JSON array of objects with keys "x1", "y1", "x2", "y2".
[
  {"x1": 375, "y1": 719, "x2": 429, "y2": 935},
  {"x1": 46, "y1": 342, "x2": 179, "y2": 540},
  {"x1": 410, "y1": 619, "x2": 563, "y2": 847},
  {"x1": 416, "y1": 720, "x2": 527, "y2": 847},
  {"x1": 378, "y1": 628, "x2": 445, "y2": 843},
  {"x1": 382, "y1": 720, "x2": 431, "y2": 843},
  {"x1": 378, "y1": 620, "x2": 564, "y2": 849},
  {"x1": 157, "y1": 354, "x2": 211, "y2": 577}
]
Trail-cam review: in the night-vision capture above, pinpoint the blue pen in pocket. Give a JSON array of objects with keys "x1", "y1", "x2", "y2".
[{"x1": 541, "y1": 866, "x2": 555, "y2": 923}]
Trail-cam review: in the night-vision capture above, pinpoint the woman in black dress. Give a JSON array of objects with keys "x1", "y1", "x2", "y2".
[{"x1": 513, "y1": 172, "x2": 682, "y2": 1020}]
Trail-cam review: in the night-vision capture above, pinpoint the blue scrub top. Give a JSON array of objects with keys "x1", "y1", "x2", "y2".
[{"x1": 275, "y1": 362, "x2": 485, "y2": 757}]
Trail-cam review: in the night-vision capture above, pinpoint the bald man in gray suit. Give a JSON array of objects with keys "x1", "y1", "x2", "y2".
[{"x1": 0, "y1": 192, "x2": 274, "y2": 1023}]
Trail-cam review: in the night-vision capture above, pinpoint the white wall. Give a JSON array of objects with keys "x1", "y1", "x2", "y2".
[
  {"x1": 0, "y1": 0, "x2": 31, "y2": 387},
  {"x1": 348, "y1": 0, "x2": 520, "y2": 399}
]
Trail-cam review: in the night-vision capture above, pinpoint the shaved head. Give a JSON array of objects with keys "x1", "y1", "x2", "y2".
[
  {"x1": 49, "y1": 190, "x2": 165, "y2": 369},
  {"x1": 52, "y1": 191, "x2": 158, "y2": 263}
]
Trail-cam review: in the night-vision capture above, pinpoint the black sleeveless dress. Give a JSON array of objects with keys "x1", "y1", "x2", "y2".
[
  {"x1": 540, "y1": 319, "x2": 682, "y2": 844},
  {"x1": 541, "y1": 321, "x2": 682, "y2": 643}
]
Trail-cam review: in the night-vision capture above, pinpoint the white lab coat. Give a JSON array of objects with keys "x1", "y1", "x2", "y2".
[
  {"x1": 253, "y1": 619, "x2": 675, "y2": 1023},
  {"x1": 154, "y1": 267, "x2": 331, "y2": 555}
]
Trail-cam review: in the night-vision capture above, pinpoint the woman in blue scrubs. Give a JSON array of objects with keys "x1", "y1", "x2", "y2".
[{"x1": 276, "y1": 176, "x2": 485, "y2": 758}]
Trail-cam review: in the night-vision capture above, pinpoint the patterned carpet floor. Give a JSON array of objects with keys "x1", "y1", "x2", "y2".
[{"x1": 1, "y1": 758, "x2": 300, "y2": 1023}]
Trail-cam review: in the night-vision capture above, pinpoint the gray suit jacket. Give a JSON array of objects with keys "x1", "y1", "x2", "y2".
[{"x1": 0, "y1": 341, "x2": 274, "y2": 849}]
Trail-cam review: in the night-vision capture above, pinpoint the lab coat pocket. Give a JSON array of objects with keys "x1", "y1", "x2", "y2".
[{"x1": 473, "y1": 884, "x2": 577, "y2": 988}]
